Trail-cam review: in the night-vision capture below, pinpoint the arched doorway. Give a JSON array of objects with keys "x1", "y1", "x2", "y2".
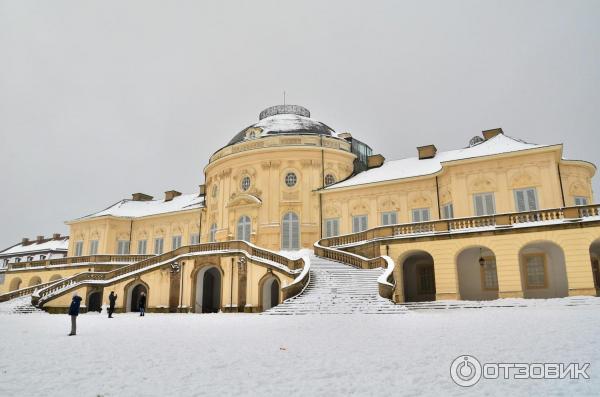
[
  {"x1": 401, "y1": 251, "x2": 436, "y2": 302},
  {"x1": 9, "y1": 278, "x2": 22, "y2": 292},
  {"x1": 261, "y1": 275, "x2": 281, "y2": 311},
  {"x1": 588, "y1": 239, "x2": 600, "y2": 290},
  {"x1": 281, "y1": 212, "x2": 300, "y2": 250},
  {"x1": 194, "y1": 266, "x2": 222, "y2": 313},
  {"x1": 127, "y1": 283, "x2": 148, "y2": 312},
  {"x1": 87, "y1": 291, "x2": 102, "y2": 312},
  {"x1": 519, "y1": 241, "x2": 568, "y2": 298},
  {"x1": 28, "y1": 276, "x2": 42, "y2": 287},
  {"x1": 456, "y1": 246, "x2": 498, "y2": 300},
  {"x1": 237, "y1": 216, "x2": 251, "y2": 241}
]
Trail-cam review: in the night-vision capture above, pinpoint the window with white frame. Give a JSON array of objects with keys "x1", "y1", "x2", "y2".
[
  {"x1": 575, "y1": 196, "x2": 588, "y2": 206},
  {"x1": 190, "y1": 233, "x2": 200, "y2": 245},
  {"x1": 441, "y1": 203, "x2": 454, "y2": 219},
  {"x1": 281, "y1": 212, "x2": 300, "y2": 250},
  {"x1": 525, "y1": 255, "x2": 546, "y2": 288},
  {"x1": 154, "y1": 238, "x2": 164, "y2": 255},
  {"x1": 74, "y1": 241, "x2": 84, "y2": 257},
  {"x1": 137, "y1": 240, "x2": 147, "y2": 255},
  {"x1": 89, "y1": 240, "x2": 99, "y2": 255},
  {"x1": 324, "y1": 218, "x2": 340, "y2": 238},
  {"x1": 352, "y1": 215, "x2": 368, "y2": 233},
  {"x1": 117, "y1": 240, "x2": 130, "y2": 255},
  {"x1": 381, "y1": 211, "x2": 397, "y2": 226},
  {"x1": 514, "y1": 188, "x2": 538, "y2": 212},
  {"x1": 237, "y1": 216, "x2": 251, "y2": 241},
  {"x1": 473, "y1": 192, "x2": 496, "y2": 216},
  {"x1": 172, "y1": 235, "x2": 182, "y2": 250},
  {"x1": 412, "y1": 208, "x2": 430, "y2": 223},
  {"x1": 209, "y1": 223, "x2": 217, "y2": 242},
  {"x1": 481, "y1": 257, "x2": 498, "y2": 290}
]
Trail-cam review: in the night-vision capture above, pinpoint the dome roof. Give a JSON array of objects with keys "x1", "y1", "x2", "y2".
[{"x1": 227, "y1": 105, "x2": 337, "y2": 146}]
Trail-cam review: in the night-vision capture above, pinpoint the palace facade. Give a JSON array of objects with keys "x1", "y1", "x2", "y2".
[{"x1": 1, "y1": 105, "x2": 598, "y2": 312}]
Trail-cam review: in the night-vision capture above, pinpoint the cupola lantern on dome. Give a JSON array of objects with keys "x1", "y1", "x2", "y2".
[{"x1": 258, "y1": 104, "x2": 311, "y2": 120}]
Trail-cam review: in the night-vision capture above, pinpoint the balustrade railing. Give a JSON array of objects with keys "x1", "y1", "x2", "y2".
[{"x1": 8, "y1": 254, "x2": 152, "y2": 270}]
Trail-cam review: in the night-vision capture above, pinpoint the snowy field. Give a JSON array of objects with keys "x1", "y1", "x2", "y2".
[{"x1": 0, "y1": 303, "x2": 599, "y2": 396}]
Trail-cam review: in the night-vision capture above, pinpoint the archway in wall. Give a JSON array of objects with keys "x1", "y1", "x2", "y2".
[
  {"x1": 261, "y1": 275, "x2": 281, "y2": 311},
  {"x1": 49, "y1": 274, "x2": 62, "y2": 282},
  {"x1": 28, "y1": 276, "x2": 42, "y2": 287},
  {"x1": 519, "y1": 241, "x2": 568, "y2": 299},
  {"x1": 281, "y1": 212, "x2": 300, "y2": 250},
  {"x1": 588, "y1": 239, "x2": 600, "y2": 291},
  {"x1": 9, "y1": 278, "x2": 22, "y2": 292},
  {"x1": 127, "y1": 283, "x2": 148, "y2": 312},
  {"x1": 402, "y1": 251, "x2": 436, "y2": 302},
  {"x1": 456, "y1": 246, "x2": 498, "y2": 301},
  {"x1": 87, "y1": 291, "x2": 102, "y2": 312},
  {"x1": 194, "y1": 266, "x2": 222, "y2": 313}
]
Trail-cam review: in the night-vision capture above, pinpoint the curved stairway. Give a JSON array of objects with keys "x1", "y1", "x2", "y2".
[{"x1": 263, "y1": 255, "x2": 406, "y2": 315}]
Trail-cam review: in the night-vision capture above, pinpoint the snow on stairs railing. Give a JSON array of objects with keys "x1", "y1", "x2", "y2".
[
  {"x1": 8, "y1": 254, "x2": 153, "y2": 270},
  {"x1": 0, "y1": 278, "x2": 65, "y2": 303},
  {"x1": 33, "y1": 241, "x2": 308, "y2": 308}
]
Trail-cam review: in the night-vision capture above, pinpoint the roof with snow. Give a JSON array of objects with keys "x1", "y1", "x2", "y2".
[
  {"x1": 326, "y1": 133, "x2": 558, "y2": 190},
  {"x1": 0, "y1": 237, "x2": 69, "y2": 256},
  {"x1": 227, "y1": 105, "x2": 337, "y2": 146},
  {"x1": 73, "y1": 193, "x2": 204, "y2": 221}
]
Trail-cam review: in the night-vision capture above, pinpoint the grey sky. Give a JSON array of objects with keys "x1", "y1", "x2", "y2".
[{"x1": 1, "y1": 0, "x2": 599, "y2": 248}]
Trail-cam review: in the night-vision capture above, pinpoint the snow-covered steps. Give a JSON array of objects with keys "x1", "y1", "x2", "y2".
[
  {"x1": 0, "y1": 295, "x2": 44, "y2": 314},
  {"x1": 263, "y1": 255, "x2": 407, "y2": 315},
  {"x1": 400, "y1": 296, "x2": 600, "y2": 311}
]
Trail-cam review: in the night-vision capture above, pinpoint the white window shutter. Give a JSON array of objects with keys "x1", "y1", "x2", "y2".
[
  {"x1": 516, "y1": 190, "x2": 526, "y2": 212},
  {"x1": 526, "y1": 189, "x2": 537, "y2": 210}
]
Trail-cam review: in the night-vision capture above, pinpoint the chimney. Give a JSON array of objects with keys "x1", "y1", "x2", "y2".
[
  {"x1": 199, "y1": 184, "x2": 206, "y2": 197},
  {"x1": 132, "y1": 193, "x2": 153, "y2": 201},
  {"x1": 367, "y1": 154, "x2": 385, "y2": 169},
  {"x1": 21, "y1": 237, "x2": 29, "y2": 245},
  {"x1": 482, "y1": 128, "x2": 503, "y2": 140},
  {"x1": 417, "y1": 144, "x2": 437, "y2": 160},
  {"x1": 36, "y1": 235, "x2": 44, "y2": 243},
  {"x1": 164, "y1": 190, "x2": 182, "y2": 202},
  {"x1": 52, "y1": 233, "x2": 61, "y2": 240}
]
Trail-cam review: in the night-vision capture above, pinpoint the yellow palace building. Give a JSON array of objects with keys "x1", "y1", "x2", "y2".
[{"x1": 1, "y1": 104, "x2": 599, "y2": 313}]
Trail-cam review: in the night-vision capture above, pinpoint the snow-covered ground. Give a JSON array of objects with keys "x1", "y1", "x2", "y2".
[{"x1": 0, "y1": 304, "x2": 598, "y2": 396}]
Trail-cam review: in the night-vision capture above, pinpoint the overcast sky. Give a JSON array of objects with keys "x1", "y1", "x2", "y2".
[{"x1": 1, "y1": 0, "x2": 599, "y2": 248}]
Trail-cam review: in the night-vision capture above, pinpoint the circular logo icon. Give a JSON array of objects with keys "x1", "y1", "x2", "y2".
[{"x1": 450, "y1": 355, "x2": 482, "y2": 387}]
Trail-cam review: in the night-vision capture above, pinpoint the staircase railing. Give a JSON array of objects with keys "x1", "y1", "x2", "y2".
[
  {"x1": 34, "y1": 241, "x2": 306, "y2": 307},
  {"x1": 0, "y1": 278, "x2": 63, "y2": 303},
  {"x1": 8, "y1": 254, "x2": 152, "y2": 270}
]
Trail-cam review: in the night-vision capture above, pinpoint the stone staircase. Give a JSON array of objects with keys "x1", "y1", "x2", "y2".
[{"x1": 263, "y1": 255, "x2": 407, "y2": 315}]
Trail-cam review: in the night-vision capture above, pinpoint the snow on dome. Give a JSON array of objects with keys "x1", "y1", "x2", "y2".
[
  {"x1": 226, "y1": 105, "x2": 337, "y2": 146},
  {"x1": 74, "y1": 193, "x2": 204, "y2": 221},
  {"x1": 327, "y1": 134, "x2": 555, "y2": 190}
]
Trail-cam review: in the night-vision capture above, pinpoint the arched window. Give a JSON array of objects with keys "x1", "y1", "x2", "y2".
[
  {"x1": 285, "y1": 172, "x2": 297, "y2": 187},
  {"x1": 209, "y1": 223, "x2": 217, "y2": 242},
  {"x1": 241, "y1": 176, "x2": 251, "y2": 191},
  {"x1": 237, "y1": 216, "x2": 251, "y2": 241},
  {"x1": 325, "y1": 174, "x2": 336, "y2": 186},
  {"x1": 281, "y1": 212, "x2": 300, "y2": 250}
]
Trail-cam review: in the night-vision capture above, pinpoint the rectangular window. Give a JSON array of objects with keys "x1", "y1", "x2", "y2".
[
  {"x1": 154, "y1": 238, "x2": 164, "y2": 255},
  {"x1": 514, "y1": 188, "x2": 538, "y2": 212},
  {"x1": 575, "y1": 196, "x2": 588, "y2": 206},
  {"x1": 2, "y1": 259, "x2": 8, "y2": 267},
  {"x1": 74, "y1": 241, "x2": 84, "y2": 257},
  {"x1": 480, "y1": 257, "x2": 498, "y2": 290},
  {"x1": 137, "y1": 240, "x2": 147, "y2": 255},
  {"x1": 27, "y1": 256, "x2": 33, "y2": 262},
  {"x1": 412, "y1": 208, "x2": 430, "y2": 223},
  {"x1": 441, "y1": 203, "x2": 454, "y2": 220},
  {"x1": 15, "y1": 258, "x2": 21, "y2": 263},
  {"x1": 172, "y1": 235, "x2": 182, "y2": 250},
  {"x1": 352, "y1": 215, "x2": 368, "y2": 233},
  {"x1": 525, "y1": 255, "x2": 546, "y2": 288},
  {"x1": 89, "y1": 240, "x2": 99, "y2": 255},
  {"x1": 116, "y1": 240, "x2": 130, "y2": 255},
  {"x1": 381, "y1": 211, "x2": 398, "y2": 226},
  {"x1": 190, "y1": 233, "x2": 200, "y2": 245},
  {"x1": 40, "y1": 255, "x2": 46, "y2": 261},
  {"x1": 473, "y1": 193, "x2": 496, "y2": 216},
  {"x1": 324, "y1": 218, "x2": 340, "y2": 238}
]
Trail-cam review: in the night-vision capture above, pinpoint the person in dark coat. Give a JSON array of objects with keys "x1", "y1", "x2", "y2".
[
  {"x1": 138, "y1": 292, "x2": 146, "y2": 316},
  {"x1": 68, "y1": 292, "x2": 82, "y2": 336},
  {"x1": 108, "y1": 291, "x2": 117, "y2": 318}
]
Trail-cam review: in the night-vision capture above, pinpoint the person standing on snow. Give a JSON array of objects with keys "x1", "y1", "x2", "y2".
[
  {"x1": 68, "y1": 292, "x2": 82, "y2": 336},
  {"x1": 138, "y1": 292, "x2": 146, "y2": 316},
  {"x1": 108, "y1": 291, "x2": 117, "y2": 318}
]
